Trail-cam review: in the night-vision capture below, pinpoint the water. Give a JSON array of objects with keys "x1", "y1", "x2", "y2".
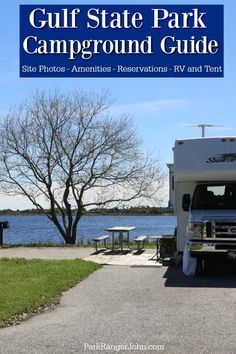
[{"x1": 1, "y1": 215, "x2": 176, "y2": 245}]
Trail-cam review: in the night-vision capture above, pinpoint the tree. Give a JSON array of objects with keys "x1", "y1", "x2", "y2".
[{"x1": 0, "y1": 90, "x2": 165, "y2": 244}]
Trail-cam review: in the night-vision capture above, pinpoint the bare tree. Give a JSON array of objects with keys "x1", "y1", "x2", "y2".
[{"x1": 0, "y1": 90, "x2": 165, "y2": 244}]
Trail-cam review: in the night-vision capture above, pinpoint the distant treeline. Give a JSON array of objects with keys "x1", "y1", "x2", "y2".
[
  {"x1": 87, "y1": 206, "x2": 173, "y2": 215},
  {"x1": 0, "y1": 206, "x2": 173, "y2": 216}
]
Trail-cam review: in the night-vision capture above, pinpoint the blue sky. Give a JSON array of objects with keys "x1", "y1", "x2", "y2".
[{"x1": 0, "y1": 0, "x2": 235, "y2": 208}]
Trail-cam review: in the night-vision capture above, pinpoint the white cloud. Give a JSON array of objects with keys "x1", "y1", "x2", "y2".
[{"x1": 111, "y1": 99, "x2": 188, "y2": 114}]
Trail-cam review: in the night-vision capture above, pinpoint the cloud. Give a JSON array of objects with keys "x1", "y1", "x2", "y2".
[{"x1": 111, "y1": 99, "x2": 188, "y2": 114}]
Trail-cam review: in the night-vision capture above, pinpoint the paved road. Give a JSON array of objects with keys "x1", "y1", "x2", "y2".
[{"x1": 1, "y1": 263, "x2": 236, "y2": 354}]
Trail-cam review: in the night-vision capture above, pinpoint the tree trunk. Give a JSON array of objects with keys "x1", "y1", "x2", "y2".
[{"x1": 65, "y1": 238, "x2": 76, "y2": 245}]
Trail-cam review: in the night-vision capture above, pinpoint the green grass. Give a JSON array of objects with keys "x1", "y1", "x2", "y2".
[
  {"x1": 0, "y1": 258, "x2": 101, "y2": 325},
  {"x1": 2, "y1": 240, "x2": 157, "y2": 249}
]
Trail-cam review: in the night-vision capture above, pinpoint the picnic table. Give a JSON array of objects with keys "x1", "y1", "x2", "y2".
[{"x1": 105, "y1": 226, "x2": 135, "y2": 251}]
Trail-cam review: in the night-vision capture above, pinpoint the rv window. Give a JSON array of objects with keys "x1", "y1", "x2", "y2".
[{"x1": 192, "y1": 183, "x2": 236, "y2": 210}]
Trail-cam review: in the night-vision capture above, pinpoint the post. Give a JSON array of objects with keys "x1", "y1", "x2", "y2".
[{"x1": 201, "y1": 126, "x2": 205, "y2": 138}]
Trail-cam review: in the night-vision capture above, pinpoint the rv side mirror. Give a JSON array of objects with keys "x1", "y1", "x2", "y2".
[{"x1": 182, "y1": 194, "x2": 191, "y2": 211}]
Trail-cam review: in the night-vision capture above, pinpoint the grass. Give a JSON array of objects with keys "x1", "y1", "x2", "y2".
[
  {"x1": 2, "y1": 240, "x2": 157, "y2": 249},
  {"x1": 0, "y1": 258, "x2": 101, "y2": 325}
]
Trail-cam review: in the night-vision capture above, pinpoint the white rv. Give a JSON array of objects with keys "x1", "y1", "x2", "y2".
[{"x1": 169, "y1": 137, "x2": 236, "y2": 268}]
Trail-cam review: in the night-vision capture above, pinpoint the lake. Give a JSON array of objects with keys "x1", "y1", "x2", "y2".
[{"x1": 1, "y1": 215, "x2": 177, "y2": 245}]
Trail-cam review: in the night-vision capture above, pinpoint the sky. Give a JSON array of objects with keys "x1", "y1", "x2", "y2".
[{"x1": 0, "y1": 0, "x2": 235, "y2": 209}]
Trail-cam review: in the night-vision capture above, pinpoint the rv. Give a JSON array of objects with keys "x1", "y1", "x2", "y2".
[{"x1": 169, "y1": 137, "x2": 236, "y2": 272}]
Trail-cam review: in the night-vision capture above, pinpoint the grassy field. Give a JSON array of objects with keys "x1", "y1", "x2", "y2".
[{"x1": 0, "y1": 258, "x2": 101, "y2": 326}]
